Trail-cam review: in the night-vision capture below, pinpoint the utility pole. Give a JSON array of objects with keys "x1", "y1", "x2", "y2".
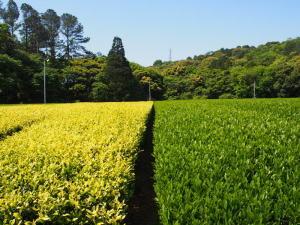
[
  {"x1": 169, "y1": 48, "x2": 172, "y2": 62},
  {"x1": 43, "y1": 48, "x2": 49, "y2": 104},
  {"x1": 253, "y1": 80, "x2": 256, "y2": 99},
  {"x1": 43, "y1": 60, "x2": 47, "y2": 104},
  {"x1": 148, "y1": 80, "x2": 152, "y2": 101}
]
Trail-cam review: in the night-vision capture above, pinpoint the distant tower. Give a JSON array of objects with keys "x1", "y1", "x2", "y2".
[{"x1": 169, "y1": 48, "x2": 172, "y2": 62}]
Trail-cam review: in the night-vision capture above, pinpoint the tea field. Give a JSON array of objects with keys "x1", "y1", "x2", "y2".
[
  {"x1": 0, "y1": 102, "x2": 152, "y2": 224},
  {"x1": 0, "y1": 99, "x2": 299, "y2": 224},
  {"x1": 154, "y1": 99, "x2": 300, "y2": 225}
]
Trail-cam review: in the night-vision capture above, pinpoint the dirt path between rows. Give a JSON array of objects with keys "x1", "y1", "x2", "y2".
[{"x1": 125, "y1": 107, "x2": 160, "y2": 225}]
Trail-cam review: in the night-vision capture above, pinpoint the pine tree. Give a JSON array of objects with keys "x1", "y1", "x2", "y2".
[
  {"x1": 0, "y1": 1, "x2": 4, "y2": 20},
  {"x1": 1, "y1": 0, "x2": 20, "y2": 36},
  {"x1": 42, "y1": 9, "x2": 60, "y2": 61},
  {"x1": 20, "y1": 3, "x2": 33, "y2": 51},
  {"x1": 60, "y1": 13, "x2": 90, "y2": 59},
  {"x1": 0, "y1": 23, "x2": 15, "y2": 54},
  {"x1": 20, "y1": 3, "x2": 48, "y2": 53},
  {"x1": 105, "y1": 37, "x2": 138, "y2": 101}
]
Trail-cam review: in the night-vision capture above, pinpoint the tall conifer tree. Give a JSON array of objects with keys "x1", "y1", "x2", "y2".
[
  {"x1": 42, "y1": 9, "x2": 60, "y2": 61},
  {"x1": 2, "y1": 0, "x2": 20, "y2": 36},
  {"x1": 0, "y1": 1, "x2": 4, "y2": 19},
  {"x1": 60, "y1": 13, "x2": 90, "y2": 59},
  {"x1": 105, "y1": 37, "x2": 138, "y2": 101},
  {"x1": 20, "y1": 3, "x2": 48, "y2": 53}
]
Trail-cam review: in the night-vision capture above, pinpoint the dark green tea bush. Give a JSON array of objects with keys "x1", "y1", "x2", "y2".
[{"x1": 154, "y1": 99, "x2": 300, "y2": 225}]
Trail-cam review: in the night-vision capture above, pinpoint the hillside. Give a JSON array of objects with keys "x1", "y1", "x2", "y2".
[
  {"x1": 148, "y1": 38, "x2": 300, "y2": 99},
  {"x1": 1, "y1": 14, "x2": 300, "y2": 103}
]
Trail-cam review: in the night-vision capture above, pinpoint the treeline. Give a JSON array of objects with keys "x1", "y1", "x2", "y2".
[
  {"x1": 0, "y1": 0, "x2": 155, "y2": 103},
  {"x1": 0, "y1": 0, "x2": 299, "y2": 103},
  {"x1": 0, "y1": 0, "x2": 94, "y2": 103},
  {"x1": 62, "y1": 37, "x2": 300, "y2": 101},
  {"x1": 152, "y1": 38, "x2": 300, "y2": 99},
  {"x1": 0, "y1": 0, "x2": 90, "y2": 59}
]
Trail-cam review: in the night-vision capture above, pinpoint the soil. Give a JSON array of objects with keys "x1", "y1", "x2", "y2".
[{"x1": 124, "y1": 107, "x2": 160, "y2": 225}]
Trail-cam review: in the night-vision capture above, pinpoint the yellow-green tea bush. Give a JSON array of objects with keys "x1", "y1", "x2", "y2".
[
  {"x1": 0, "y1": 105, "x2": 47, "y2": 139},
  {"x1": 0, "y1": 102, "x2": 153, "y2": 224},
  {"x1": 154, "y1": 99, "x2": 300, "y2": 224}
]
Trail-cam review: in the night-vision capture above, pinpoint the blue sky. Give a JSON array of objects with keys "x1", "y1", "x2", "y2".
[{"x1": 6, "y1": 0, "x2": 300, "y2": 65}]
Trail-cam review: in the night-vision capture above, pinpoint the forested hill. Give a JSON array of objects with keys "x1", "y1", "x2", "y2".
[
  {"x1": 0, "y1": 0, "x2": 299, "y2": 103},
  {"x1": 149, "y1": 38, "x2": 300, "y2": 99}
]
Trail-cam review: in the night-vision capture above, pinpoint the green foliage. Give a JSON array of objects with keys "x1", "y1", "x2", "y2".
[
  {"x1": 0, "y1": 23, "x2": 42, "y2": 103},
  {"x1": 283, "y1": 38, "x2": 300, "y2": 55},
  {"x1": 0, "y1": 23, "x2": 15, "y2": 54},
  {"x1": 41, "y1": 9, "x2": 60, "y2": 60},
  {"x1": 219, "y1": 93, "x2": 236, "y2": 99},
  {"x1": 63, "y1": 57, "x2": 106, "y2": 101},
  {"x1": 32, "y1": 66, "x2": 65, "y2": 102},
  {"x1": 153, "y1": 59, "x2": 163, "y2": 66},
  {"x1": 1, "y1": 0, "x2": 20, "y2": 35},
  {"x1": 153, "y1": 38, "x2": 300, "y2": 99},
  {"x1": 91, "y1": 80, "x2": 109, "y2": 101},
  {"x1": 0, "y1": 1, "x2": 3, "y2": 16},
  {"x1": 154, "y1": 99, "x2": 300, "y2": 224},
  {"x1": 0, "y1": 0, "x2": 93, "y2": 104},
  {"x1": 131, "y1": 64, "x2": 165, "y2": 100},
  {"x1": 0, "y1": 54, "x2": 21, "y2": 102},
  {"x1": 60, "y1": 13, "x2": 90, "y2": 59},
  {"x1": 0, "y1": 102, "x2": 152, "y2": 224},
  {"x1": 19, "y1": 3, "x2": 48, "y2": 54},
  {"x1": 0, "y1": 0, "x2": 300, "y2": 103},
  {"x1": 104, "y1": 37, "x2": 139, "y2": 101}
]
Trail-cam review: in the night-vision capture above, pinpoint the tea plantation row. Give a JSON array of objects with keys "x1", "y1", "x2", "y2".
[
  {"x1": 0, "y1": 99, "x2": 299, "y2": 224},
  {"x1": 153, "y1": 99, "x2": 300, "y2": 225},
  {"x1": 0, "y1": 103, "x2": 152, "y2": 224}
]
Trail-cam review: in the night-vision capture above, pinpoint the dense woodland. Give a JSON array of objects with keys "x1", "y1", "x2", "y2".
[
  {"x1": 0, "y1": 0, "x2": 299, "y2": 103},
  {"x1": 153, "y1": 39, "x2": 300, "y2": 99}
]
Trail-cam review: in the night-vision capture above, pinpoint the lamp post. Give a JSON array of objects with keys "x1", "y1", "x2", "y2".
[
  {"x1": 43, "y1": 59, "x2": 47, "y2": 104},
  {"x1": 148, "y1": 80, "x2": 152, "y2": 101},
  {"x1": 253, "y1": 79, "x2": 256, "y2": 99},
  {"x1": 43, "y1": 48, "x2": 49, "y2": 104}
]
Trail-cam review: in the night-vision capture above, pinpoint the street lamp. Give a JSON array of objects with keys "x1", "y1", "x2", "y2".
[
  {"x1": 148, "y1": 79, "x2": 152, "y2": 101},
  {"x1": 43, "y1": 59, "x2": 49, "y2": 104},
  {"x1": 43, "y1": 60, "x2": 46, "y2": 104},
  {"x1": 253, "y1": 79, "x2": 256, "y2": 99},
  {"x1": 43, "y1": 49, "x2": 49, "y2": 104}
]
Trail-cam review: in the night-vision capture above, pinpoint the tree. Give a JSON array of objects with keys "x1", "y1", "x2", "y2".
[
  {"x1": 153, "y1": 59, "x2": 163, "y2": 66},
  {"x1": 2, "y1": 0, "x2": 20, "y2": 36},
  {"x1": 20, "y1": 3, "x2": 48, "y2": 53},
  {"x1": 0, "y1": 23, "x2": 15, "y2": 54},
  {"x1": 0, "y1": 24, "x2": 41, "y2": 103},
  {"x1": 60, "y1": 13, "x2": 90, "y2": 59},
  {"x1": 0, "y1": 24, "x2": 19, "y2": 102},
  {"x1": 0, "y1": 1, "x2": 4, "y2": 20},
  {"x1": 0, "y1": 54, "x2": 21, "y2": 103},
  {"x1": 32, "y1": 67, "x2": 65, "y2": 102},
  {"x1": 20, "y1": 3, "x2": 33, "y2": 51},
  {"x1": 132, "y1": 66, "x2": 165, "y2": 100},
  {"x1": 91, "y1": 78, "x2": 110, "y2": 101},
  {"x1": 41, "y1": 9, "x2": 60, "y2": 61},
  {"x1": 104, "y1": 37, "x2": 138, "y2": 101},
  {"x1": 63, "y1": 57, "x2": 106, "y2": 101}
]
